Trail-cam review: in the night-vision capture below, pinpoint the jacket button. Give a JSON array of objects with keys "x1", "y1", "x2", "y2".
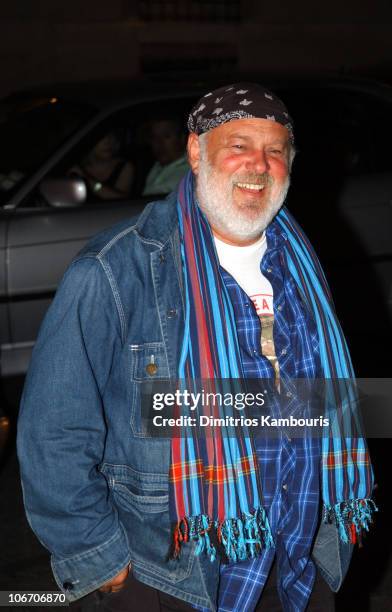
[
  {"x1": 63, "y1": 581, "x2": 74, "y2": 590},
  {"x1": 159, "y1": 253, "x2": 166, "y2": 263},
  {"x1": 167, "y1": 308, "x2": 177, "y2": 318},
  {"x1": 146, "y1": 363, "x2": 158, "y2": 376}
]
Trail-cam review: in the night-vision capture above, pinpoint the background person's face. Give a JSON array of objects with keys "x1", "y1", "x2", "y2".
[
  {"x1": 93, "y1": 132, "x2": 119, "y2": 161},
  {"x1": 150, "y1": 120, "x2": 185, "y2": 165},
  {"x1": 190, "y1": 118, "x2": 290, "y2": 244}
]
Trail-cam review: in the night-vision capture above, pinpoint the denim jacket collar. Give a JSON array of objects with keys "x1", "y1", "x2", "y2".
[{"x1": 135, "y1": 191, "x2": 178, "y2": 248}]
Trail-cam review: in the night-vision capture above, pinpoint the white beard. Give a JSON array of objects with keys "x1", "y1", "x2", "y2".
[{"x1": 196, "y1": 156, "x2": 290, "y2": 242}]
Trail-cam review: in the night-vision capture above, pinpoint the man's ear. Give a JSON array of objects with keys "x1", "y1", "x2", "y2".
[{"x1": 187, "y1": 133, "x2": 201, "y2": 175}]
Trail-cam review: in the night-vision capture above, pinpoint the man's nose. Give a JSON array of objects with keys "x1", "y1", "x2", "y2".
[{"x1": 245, "y1": 149, "x2": 269, "y2": 174}]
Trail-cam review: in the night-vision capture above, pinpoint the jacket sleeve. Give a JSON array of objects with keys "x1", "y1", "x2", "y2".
[{"x1": 17, "y1": 256, "x2": 131, "y2": 601}]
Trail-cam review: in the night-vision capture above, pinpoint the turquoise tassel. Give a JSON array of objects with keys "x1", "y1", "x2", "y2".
[
  {"x1": 186, "y1": 507, "x2": 274, "y2": 563},
  {"x1": 323, "y1": 498, "x2": 378, "y2": 543}
]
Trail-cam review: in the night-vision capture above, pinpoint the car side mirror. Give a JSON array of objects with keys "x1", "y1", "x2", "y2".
[{"x1": 39, "y1": 177, "x2": 87, "y2": 208}]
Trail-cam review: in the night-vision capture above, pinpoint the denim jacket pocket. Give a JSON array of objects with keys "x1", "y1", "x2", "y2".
[
  {"x1": 114, "y1": 485, "x2": 168, "y2": 519},
  {"x1": 101, "y1": 463, "x2": 169, "y2": 519},
  {"x1": 130, "y1": 342, "x2": 171, "y2": 382},
  {"x1": 129, "y1": 342, "x2": 171, "y2": 437},
  {"x1": 101, "y1": 464, "x2": 195, "y2": 585}
]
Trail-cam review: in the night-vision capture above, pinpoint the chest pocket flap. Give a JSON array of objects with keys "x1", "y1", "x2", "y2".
[{"x1": 131, "y1": 342, "x2": 171, "y2": 382}]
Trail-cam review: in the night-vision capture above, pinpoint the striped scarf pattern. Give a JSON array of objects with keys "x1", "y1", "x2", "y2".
[{"x1": 169, "y1": 171, "x2": 376, "y2": 562}]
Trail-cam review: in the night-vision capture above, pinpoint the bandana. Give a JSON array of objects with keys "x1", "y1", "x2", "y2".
[
  {"x1": 187, "y1": 82, "x2": 294, "y2": 143},
  {"x1": 169, "y1": 171, "x2": 376, "y2": 563}
]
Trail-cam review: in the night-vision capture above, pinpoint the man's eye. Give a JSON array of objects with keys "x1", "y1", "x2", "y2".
[
  {"x1": 269, "y1": 149, "x2": 283, "y2": 155},
  {"x1": 232, "y1": 144, "x2": 244, "y2": 150}
]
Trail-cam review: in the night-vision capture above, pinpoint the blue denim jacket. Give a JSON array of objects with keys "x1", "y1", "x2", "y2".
[{"x1": 17, "y1": 192, "x2": 352, "y2": 609}]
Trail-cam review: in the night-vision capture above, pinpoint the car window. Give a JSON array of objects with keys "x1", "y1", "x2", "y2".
[
  {"x1": 0, "y1": 98, "x2": 95, "y2": 206},
  {"x1": 15, "y1": 86, "x2": 392, "y2": 210},
  {"x1": 29, "y1": 97, "x2": 196, "y2": 208}
]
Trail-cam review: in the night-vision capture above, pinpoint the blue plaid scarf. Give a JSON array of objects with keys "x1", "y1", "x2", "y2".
[{"x1": 170, "y1": 171, "x2": 376, "y2": 562}]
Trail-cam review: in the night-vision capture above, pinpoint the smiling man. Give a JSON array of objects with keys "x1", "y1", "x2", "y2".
[
  {"x1": 190, "y1": 117, "x2": 291, "y2": 245},
  {"x1": 18, "y1": 84, "x2": 375, "y2": 612}
]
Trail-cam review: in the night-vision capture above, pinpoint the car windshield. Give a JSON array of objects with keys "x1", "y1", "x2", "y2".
[{"x1": 0, "y1": 97, "x2": 95, "y2": 205}]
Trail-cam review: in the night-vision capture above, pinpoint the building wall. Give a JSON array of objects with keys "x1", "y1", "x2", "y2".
[{"x1": 0, "y1": 1, "x2": 391, "y2": 98}]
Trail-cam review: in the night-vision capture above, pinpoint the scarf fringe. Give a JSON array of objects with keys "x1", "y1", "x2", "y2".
[
  {"x1": 171, "y1": 507, "x2": 274, "y2": 563},
  {"x1": 323, "y1": 498, "x2": 378, "y2": 544}
]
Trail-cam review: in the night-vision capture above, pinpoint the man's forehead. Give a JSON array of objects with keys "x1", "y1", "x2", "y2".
[
  {"x1": 217, "y1": 118, "x2": 289, "y2": 141},
  {"x1": 208, "y1": 117, "x2": 290, "y2": 143}
]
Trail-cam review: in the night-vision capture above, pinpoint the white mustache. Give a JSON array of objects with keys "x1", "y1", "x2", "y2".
[{"x1": 231, "y1": 172, "x2": 273, "y2": 188}]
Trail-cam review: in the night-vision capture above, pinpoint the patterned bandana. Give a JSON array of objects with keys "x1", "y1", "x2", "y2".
[
  {"x1": 169, "y1": 171, "x2": 376, "y2": 564},
  {"x1": 187, "y1": 82, "x2": 294, "y2": 143}
]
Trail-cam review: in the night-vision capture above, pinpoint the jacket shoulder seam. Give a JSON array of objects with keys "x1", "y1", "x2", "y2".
[
  {"x1": 96, "y1": 256, "x2": 126, "y2": 343},
  {"x1": 97, "y1": 225, "x2": 136, "y2": 258}
]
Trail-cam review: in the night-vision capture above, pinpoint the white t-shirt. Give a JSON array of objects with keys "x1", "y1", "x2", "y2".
[{"x1": 214, "y1": 234, "x2": 273, "y2": 316}]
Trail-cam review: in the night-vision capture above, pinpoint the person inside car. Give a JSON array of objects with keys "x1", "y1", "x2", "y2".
[
  {"x1": 69, "y1": 130, "x2": 134, "y2": 201},
  {"x1": 142, "y1": 117, "x2": 189, "y2": 196}
]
